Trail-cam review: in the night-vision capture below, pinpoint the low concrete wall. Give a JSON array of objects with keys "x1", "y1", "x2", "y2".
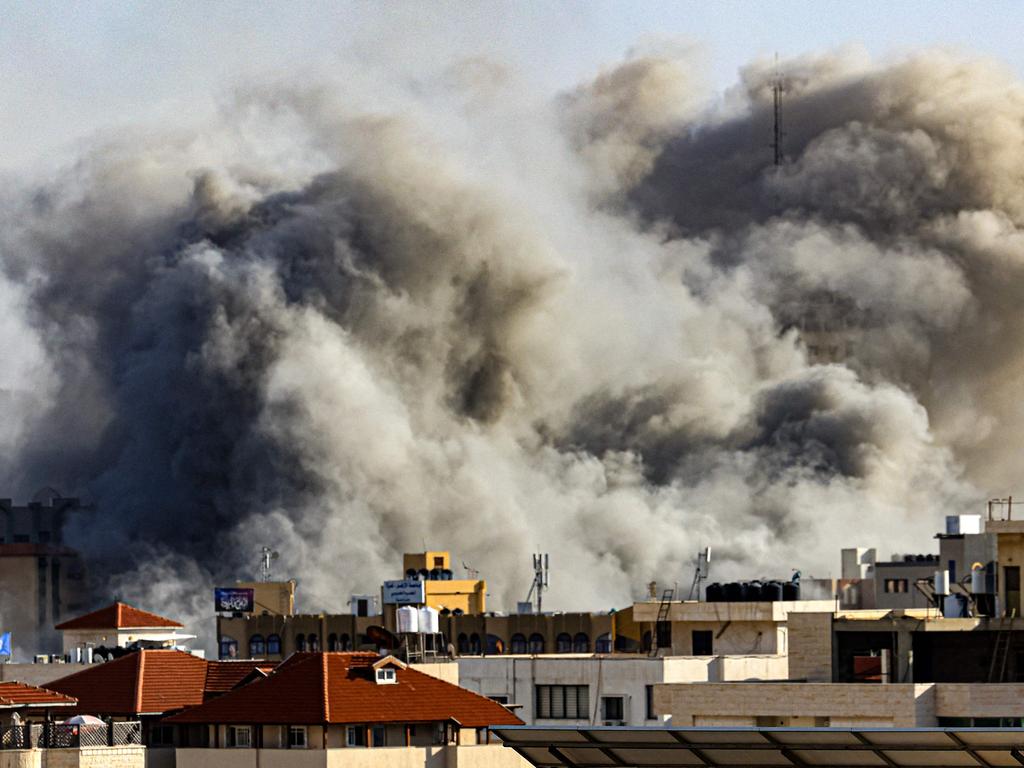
[
  {"x1": 48, "y1": 746, "x2": 146, "y2": 768},
  {"x1": 146, "y1": 747, "x2": 176, "y2": 768},
  {"x1": 409, "y1": 663, "x2": 459, "y2": 686},
  {"x1": 0, "y1": 751, "x2": 38, "y2": 768},
  {"x1": 326, "y1": 747, "x2": 446, "y2": 768},
  {"x1": 448, "y1": 744, "x2": 530, "y2": 768},
  {"x1": 175, "y1": 744, "x2": 527, "y2": 768}
]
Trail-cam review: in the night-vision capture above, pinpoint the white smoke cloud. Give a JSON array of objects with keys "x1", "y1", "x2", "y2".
[{"x1": 2, "y1": 46, "x2": 1012, "y2": 652}]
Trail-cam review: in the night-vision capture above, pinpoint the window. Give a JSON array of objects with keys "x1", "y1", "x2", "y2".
[
  {"x1": 489, "y1": 695, "x2": 509, "y2": 704},
  {"x1": 884, "y1": 578, "x2": 909, "y2": 593},
  {"x1": 486, "y1": 634, "x2": 504, "y2": 654},
  {"x1": 308, "y1": 634, "x2": 320, "y2": 652},
  {"x1": 692, "y1": 630, "x2": 713, "y2": 656},
  {"x1": 573, "y1": 633, "x2": 589, "y2": 653},
  {"x1": 267, "y1": 634, "x2": 282, "y2": 655},
  {"x1": 295, "y1": 633, "x2": 306, "y2": 651},
  {"x1": 434, "y1": 556, "x2": 445, "y2": 568},
  {"x1": 219, "y1": 635, "x2": 238, "y2": 659},
  {"x1": 228, "y1": 726, "x2": 251, "y2": 748},
  {"x1": 328, "y1": 633, "x2": 339, "y2": 651},
  {"x1": 340, "y1": 633, "x2": 352, "y2": 651},
  {"x1": 595, "y1": 634, "x2": 612, "y2": 654},
  {"x1": 601, "y1": 696, "x2": 625, "y2": 722},
  {"x1": 556, "y1": 633, "x2": 572, "y2": 653},
  {"x1": 528, "y1": 633, "x2": 545, "y2": 654},
  {"x1": 510, "y1": 634, "x2": 527, "y2": 654},
  {"x1": 535, "y1": 685, "x2": 589, "y2": 719},
  {"x1": 249, "y1": 634, "x2": 265, "y2": 657},
  {"x1": 457, "y1": 634, "x2": 469, "y2": 654},
  {"x1": 469, "y1": 634, "x2": 481, "y2": 655},
  {"x1": 372, "y1": 726, "x2": 386, "y2": 747},
  {"x1": 288, "y1": 726, "x2": 307, "y2": 748},
  {"x1": 375, "y1": 667, "x2": 397, "y2": 684},
  {"x1": 645, "y1": 685, "x2": 656, "y2": 720},
  {"x1": 347, "y1": 726, "x2": 367, "y2": 747},
  {"x1": 151, "y1": 725, "x2": 174, "y2": 746}
]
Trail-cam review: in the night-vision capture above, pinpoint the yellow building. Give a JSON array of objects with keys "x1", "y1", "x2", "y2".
[{"x1": 398, "y1": 552, "x2": 486, "y2": 615}]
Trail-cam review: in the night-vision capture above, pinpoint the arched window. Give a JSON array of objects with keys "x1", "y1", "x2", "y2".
[
  {"x1": 469, "y1": 633, "x2": 482, "y2": 655},
  {"x1": 556, "y1": 633, "x2": 572, "y2": 653},
  {"x1": 295, "y1": 633, "x2": 307, "y2": 652},
  {"x1": 219, "y1": 635, "x2": 238, "y2": 659},
  {"x1": 249, "y1": 634, "x2": 265, "y2": 657},
  {"x1": 340, "y1": 633, "x2": 352, "y2": 651},
  {"x1": 510, "y1": 633, "x2": 527, "y2": 654},
  {"x1": 457, "y1": 633, "x2": 469, "y2": 654},
  {"x1": 573, "y1": 633, "x2": 589, "y2": 653},
  {"x1": 528, "y1": 633, "x2": 545, "y2": 654},
  {"x1": 308, "y1": 634, "x2": 320, "y2": 652},
  {"x1": 267, "y1": 634, "x2": 282, "y2": 655},
  {"x1": 327, "y1": 633, "x2": 339, "y2": 651},
  {"x1": 486, "y1": 635, "x2": 504, "y2": 655},
  {"x1": 595, "y1": 633, "x2": 612, "y2": 654}
]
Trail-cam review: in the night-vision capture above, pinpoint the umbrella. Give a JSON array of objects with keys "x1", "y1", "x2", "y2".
[{"x1": 62, "y1": 715, "x2": 105, "y2": 726}]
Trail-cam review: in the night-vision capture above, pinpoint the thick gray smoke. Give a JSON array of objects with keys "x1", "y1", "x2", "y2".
[{"x1": 2, "y1": 46, "x2": 1015, "y2": 646}]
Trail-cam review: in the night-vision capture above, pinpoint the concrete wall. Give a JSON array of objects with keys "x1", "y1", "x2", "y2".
[
  {"x1": 657, "y1": 682, "x2": 934, "y2": 727},
  {"x1": 174, "y1": 745, "x2": 528, "y2": 768},
  {"x1": 787, "y1": 613, "x2": 833, "y2": 682},
  {"x1": 0, "y1": 663, "x2": 91, "y2": 687},
  {"x1": 661, "y1": 655, "x2": 787, "y2": 683},
  {"x1": 456, "y1": 655, "x2": 667, "y2": 725},
  {"x1": 0, "y1": 752, "x2": 38, "y2": 768},
  {"x1": 410, "y1": 662, "x2": 459, "y2": 686},
  {"x1": 668, "y1": 620, "x2": 783, "y2": 655},
  {"x1": 935, "y1": 683, "x2": 1024, "y2": 719},
  {"x1": 47, "y1": 747, "x2": 145, "y2": 768}
]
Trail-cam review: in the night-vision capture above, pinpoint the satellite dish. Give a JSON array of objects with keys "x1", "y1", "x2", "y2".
[{"x1": 272, "y1": 551, "x2": 280, "y2": 560}]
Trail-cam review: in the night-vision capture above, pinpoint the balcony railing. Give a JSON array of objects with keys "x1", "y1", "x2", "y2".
[{"x1": 0, "y1": 722, "x2": 142, "y2": 749}]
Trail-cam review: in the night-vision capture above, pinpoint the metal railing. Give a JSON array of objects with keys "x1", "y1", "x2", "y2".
[{"x1": 0, "y1": 722, "x2": 142, "y2": 749}]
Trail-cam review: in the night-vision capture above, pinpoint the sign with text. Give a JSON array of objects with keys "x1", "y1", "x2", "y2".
[
  {"x1": 214, "y1": 587, "x2": 255, "y2": 613},
  {"x1": 382, "y1": 579, "x2": 425, "y2": 605}
]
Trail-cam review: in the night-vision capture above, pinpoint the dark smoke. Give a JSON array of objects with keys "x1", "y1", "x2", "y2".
[{"x1": 2, "y1": 46, "x2": 1014, "y2": 649}]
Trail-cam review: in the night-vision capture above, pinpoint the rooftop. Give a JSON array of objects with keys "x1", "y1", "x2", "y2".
[
  {"x1": 0, "y1": 681, "x2": 76, "y2": 709},
  {"x1": 165, "y1": 652, "x2": 523, "y2": 727},
  {"x1": 55, "y1": 602, "x2": 183, "y2": 631}
]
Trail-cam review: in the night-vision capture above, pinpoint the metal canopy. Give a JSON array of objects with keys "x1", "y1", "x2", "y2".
[{"x1": 493, "y1": 726, "x2": 1024, "y2": 768}]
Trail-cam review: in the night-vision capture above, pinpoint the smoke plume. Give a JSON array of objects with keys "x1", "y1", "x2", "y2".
[{"x1": 2, "y1": 46, "x2": 1018, "y2": 648}]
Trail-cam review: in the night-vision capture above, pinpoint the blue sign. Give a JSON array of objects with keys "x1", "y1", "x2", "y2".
[
  {"x1": 214, "y1": 588, "x2": 255, "y2": 613},
  {"x1": 0, "y1": 633, "x2": 11, "y2": 656},
  {"x1": 382, "y1": 580, "x2": 425, "y2": 605}
]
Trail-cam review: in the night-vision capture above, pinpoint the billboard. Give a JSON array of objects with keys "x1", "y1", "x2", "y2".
[
  {"x1": 214, "y1": 587, "x2": 255, "y2": 613},
  {"x1": 382, "y1": 579, "x2": 425, "y2": 605}
]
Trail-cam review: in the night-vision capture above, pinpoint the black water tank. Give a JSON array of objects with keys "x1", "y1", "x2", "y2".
[
  {"x1": 762, "y1": 581, "x2": 783, "y2": 602},
  {"x1": 783, "y1": 582, "x2": 800, "y2": 601},
  {"x1": 724, "y1": 582, "x2": 744, "y2": 602},
  {"x1": 705, "y1": 583, "x2": 724, "y2": 602},
  {"x1": 746, "y1": 581, "x2": 763, "y2": 602}
]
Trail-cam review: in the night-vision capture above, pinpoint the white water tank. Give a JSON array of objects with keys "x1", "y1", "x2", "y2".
[
  {"x1": 934, "y1": 570, "x2": 950, "y2": 596},
  {"x1": 418, "y1": 606, "x2": 439, "y2": 634},
  {"x1": 397, "y1": 606, "x2": 419, "y2": 634},
  {"x1": 971, "y1": 566, "x2": 987, "y2": 594}
]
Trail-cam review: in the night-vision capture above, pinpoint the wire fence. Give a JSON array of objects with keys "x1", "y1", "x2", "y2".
[{"x1": 0, "y1": 721, "x2": 143, "y2": 749}]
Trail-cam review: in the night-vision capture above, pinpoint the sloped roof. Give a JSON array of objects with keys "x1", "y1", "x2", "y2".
[
  {"x1": 165, "y1": 652, "x2": 523, "y2": 727},
  {"x1": 0, "y1": 681, "x2": 76, "y2": 709},
  {"x1": 55, "y1": 602, "x2": 183, "y2": 631},
  {"x1": 203, "y1": 661, "x2": 276, "y2": 699}
]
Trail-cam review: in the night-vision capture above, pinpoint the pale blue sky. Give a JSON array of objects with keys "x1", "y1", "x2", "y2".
[{"x1": 2, "y1": 1, "x2": 1022, "y2": 170}]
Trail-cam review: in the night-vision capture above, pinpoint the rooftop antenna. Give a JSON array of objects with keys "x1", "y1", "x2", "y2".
[
  {"x1": 770, "y1": 53, "x2": 785, "y2": 166},
  {"x1": 688, "y1": 547, "x2": 712, "y2": 600},
  {"x1": 462, "y1": 560, "x2": 479, "y2": 579},
  {"x1": 258, "y1": 546, "x2": 279, "y2": 583},
  {"x1": 524, "y1": 553, "x2": 550, "y2": 613}
]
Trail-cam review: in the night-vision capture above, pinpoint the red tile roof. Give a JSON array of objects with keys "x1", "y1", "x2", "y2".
[
  {"x1": 165, "y1": 652, "x2": 523, "y2": 727},
  {"x1": 47, "y1": 650, "x2": 276, "y2": 716},
  {"x1": 0, "y1": 681, "x2": 76, "y2": 709},
  {"x1": 55, "y1": 602, "x2": 183, "y2": 631}
]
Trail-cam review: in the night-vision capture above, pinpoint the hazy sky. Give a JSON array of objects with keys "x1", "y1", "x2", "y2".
[{"x1": 2, "y1": 1, "x2": 1023, "y2": 172}]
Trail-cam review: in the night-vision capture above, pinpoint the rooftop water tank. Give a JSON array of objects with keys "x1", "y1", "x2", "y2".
[
  {"x1": 397, "y1": 606, "x2": 419, "y2": 634},
  {"x1": 418, "y1": 606, "x2": 439, "y2": 634}
]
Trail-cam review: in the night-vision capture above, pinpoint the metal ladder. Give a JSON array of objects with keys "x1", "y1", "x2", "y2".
[
  {"x1": 649, "y1": 588, "x2": 675, "y2": 657},
  {"x1": 988, "y1": 617, "x2": 1013, "y2": 682}
]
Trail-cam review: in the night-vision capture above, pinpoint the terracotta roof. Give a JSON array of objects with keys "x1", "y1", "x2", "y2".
[
  {"x1": 165, "y1": 652, "x2": 523, "y2": 727},
  {"x1": 55, "y1": 602, "x2": 183, "y2": 631},
  {"x1": 48, "y1": 650, "x2": 207, "y2": 715},
  {"x1": 203, "y1": 661, "x2": 276, "y2": 698},
  {"x1": 0, "y1": 681, "x2": 76, "y2": 709}
]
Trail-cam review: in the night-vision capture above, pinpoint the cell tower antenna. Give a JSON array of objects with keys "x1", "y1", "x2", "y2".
[
  {"x1": 258, "y1": 546, "x2": 279, "y2": 583},
  {"x1": 524, "y1": 554, "x2": 550, "y2": 614},
  {"x1": 771, "y1": 53, "x2": 785, "y2": 166}
]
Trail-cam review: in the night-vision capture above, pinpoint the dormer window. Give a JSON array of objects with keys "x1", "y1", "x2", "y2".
[{"x1": 375, "y1": 667, "x2": 397, "y2": 685}]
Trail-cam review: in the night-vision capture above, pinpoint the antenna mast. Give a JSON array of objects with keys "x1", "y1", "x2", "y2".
[
  {"x1": 259, "y1": 546, "x2": 279, "y2": 583},
  {"x1": 771, "y1": 55, "x2": 785, "y2": 166},
  {"x1": 524, "y1": 554, "x2": 550, "y2": 613}
]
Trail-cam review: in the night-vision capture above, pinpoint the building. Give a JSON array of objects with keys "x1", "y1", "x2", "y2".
[
  {"x1": 398, "y1": 551, "x2": 487, "y2": 615},
  {"x1": 0, "y1": 680, "x2": 76, "y2": 724},
  {"x1": 0, "y1": 491, "x2": 90, "y2": 656},
  {"x1": 55, "y1": 602, "x2": 195, "y2": 659},
  {"x1": 162, "y1": 652, "x2": 522, "y2": 756}
]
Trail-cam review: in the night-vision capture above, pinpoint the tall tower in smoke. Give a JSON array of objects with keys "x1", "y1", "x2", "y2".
[{"x1": 771, "y1": 56, "x2": 785, "y2": 167}]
